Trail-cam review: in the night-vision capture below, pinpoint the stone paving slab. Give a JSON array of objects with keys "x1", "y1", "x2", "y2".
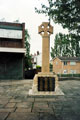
[
  {"x1": 7, "y1": 113, "x2": 39, "y2": 120},
  {"x1": 34, "y1": 102, "x2": 48, "y2": 107},
  {"x1": 5, "y1": 103, "x2": 16, "y2": 108},
  {"x1": 39, "y1": 113, "x2": 56, "y2": 120},
  {"x1": 0, "y1": 108, "x2": 15, "y2": 112},
  {"x1": 23, "y1": 98, "x2": 35, "y2": 102},
  {"x1": 9, "y1": 99, "x2": 22, "y2": 103},
  {"x1": 35, "y1": 98, "x2": 56, "y2": 102},
  {"x1": 15, "y1": 108, "x2": 31, "y2": 113},
  {"x1": 0, "y1": 112, "x2": 9, "y2": 120},
  {"x1": 32, "y1": 107, "x2": 53, "y2": 113},
  {"x1": 16, "y1": 102, "x2": 32, "y2": 107},
  {"x1": 0, "y1": 80, "x2": 80, "y2": 120}
]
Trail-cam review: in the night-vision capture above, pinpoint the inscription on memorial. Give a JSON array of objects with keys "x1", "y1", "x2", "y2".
[{"x1": 38, "y1": 77, "x2": 55, "y2": 91}]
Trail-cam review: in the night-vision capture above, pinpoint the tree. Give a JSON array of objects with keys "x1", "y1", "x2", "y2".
[
  {"x1": 35, "y1": 0, "x2": 80, "y2": 56},
  {"x1": 35, "y1": 0, "x2": 54, "y2": 22},
  {"x1": 35, "y1": 0, "x2": 80, "y2": 33},
  {"x1": 25, "y1": 29, "x2": 32, "y2": 70},
  {"x1": 51, "y1": 33, "x2": 76, "y2": 58}
]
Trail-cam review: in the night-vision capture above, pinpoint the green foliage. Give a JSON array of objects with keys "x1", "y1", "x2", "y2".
[
  {"x1": 51, "y1": 33, "x2": 77, "y2": 58},
  {"x1": 50, "y1": 63, "x2": 53, "y2": 72},
  {"x1": 35, "y1": 0, "x2": 80, "y2": 33},
  {"x1": 25, "y1": 29, "x2": 32, "y2": 70},
  {"x1": 35, "y1": 0, "x2": 80, "y2": 57},
  {"x1": 35, "y1": 0, "x2": 54, "y2": 22},
  {"x1": 51, "y1": 33, "x2": 80, "y2": 58},
  {"x1": 58, "y1": 74, "x2": 80, "y2": 77},
  {"x1": 36, "y1": 65, "x2": 41, "y2": 69}
]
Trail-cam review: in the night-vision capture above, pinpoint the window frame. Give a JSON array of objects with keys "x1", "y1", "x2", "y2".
[
  {"x1": 70, "y1": 70, "x2": 76, "y2": 74},
  {"x1": 63, "y1": 61, "x2": 67, "y2": 66},
  {"x1": 70, "y1": 61, "x2": 76, "y2": 65},
  {"x1": 63, "y1": 69, "x2": 67, "y2": 74}
]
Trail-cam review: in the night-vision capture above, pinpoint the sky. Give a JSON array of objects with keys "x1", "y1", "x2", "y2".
[{"x1": 0, "y1": 0, "x2": 68, "y2": 54}]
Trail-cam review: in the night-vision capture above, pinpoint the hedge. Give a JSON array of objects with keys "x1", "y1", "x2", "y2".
[{"x1": 57, "y1": 74, "x2": 80, "y2": 77}]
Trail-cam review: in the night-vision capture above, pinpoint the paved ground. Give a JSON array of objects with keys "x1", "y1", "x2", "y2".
[{"x1": 0, "y1": 79, "x2": 80, "y2": 120}]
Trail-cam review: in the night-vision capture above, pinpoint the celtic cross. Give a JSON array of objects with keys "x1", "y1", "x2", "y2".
[
  {"x1": 38, "y1": 22, "x2": 53, "y2": 37},
  {"x1": 38, "y1": 22, "x2": 53, "y2": 72}
]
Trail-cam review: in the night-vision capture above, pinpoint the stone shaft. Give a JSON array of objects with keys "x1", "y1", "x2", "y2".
[{"x1": 42, "y1": 36, "x2": 50, "y2": 72}]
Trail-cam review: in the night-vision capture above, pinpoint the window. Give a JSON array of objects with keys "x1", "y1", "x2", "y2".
[
  {"x1": 63, "y1": 70, "x2": 67, "y2": 74},
  {"x1": 64, "y1": 61, "x2": 67, "y2": 66},
  {"x1": 70, "y1": 62, "x2": 76, "y2": 65},
  {"x1": 70, "y1": 70, "x2": 76, "y2": 74}
]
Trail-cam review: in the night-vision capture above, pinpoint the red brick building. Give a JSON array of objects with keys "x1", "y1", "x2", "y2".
[{"x1": 53, "y1": 57, "x2": 80, "y2": 74}]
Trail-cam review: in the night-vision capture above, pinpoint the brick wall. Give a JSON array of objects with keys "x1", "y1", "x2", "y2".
[{"x1": 53, "y1": 57, "x2": 80, "y2": 74}]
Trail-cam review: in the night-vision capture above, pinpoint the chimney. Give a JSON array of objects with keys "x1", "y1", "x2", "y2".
[{"x1": 37, "y1": 51, "x2": 39, "y2": 55}]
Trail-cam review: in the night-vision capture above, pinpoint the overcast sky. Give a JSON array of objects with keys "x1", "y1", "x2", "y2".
[{"x1": 0, "y1": 0, "x2": 68, "y2": 54}]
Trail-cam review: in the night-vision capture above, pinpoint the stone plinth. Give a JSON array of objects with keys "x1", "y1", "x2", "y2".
[{"x1": 29, "y1": 72, "x2": 64, "y2": 95}]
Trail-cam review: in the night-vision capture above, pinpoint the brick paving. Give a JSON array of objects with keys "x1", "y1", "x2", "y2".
[{"x1": 0, "y1": 79, "x2": 80, "y2": 120}]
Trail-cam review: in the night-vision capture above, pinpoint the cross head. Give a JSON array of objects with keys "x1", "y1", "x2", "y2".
[{"x1": 38, "y1": 22, "x2": 53, "y2": 37}]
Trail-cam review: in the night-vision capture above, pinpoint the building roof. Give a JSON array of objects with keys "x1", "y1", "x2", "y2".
[
  {"x1": 59, "y1": 57, "x2": 80, "y2": 61},
  {"x1": 0, "y1": 22, "x2": 25, "y2": 30}
]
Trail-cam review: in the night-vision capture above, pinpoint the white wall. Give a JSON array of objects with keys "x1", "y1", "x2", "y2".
[{"x1": 37, "y1": 53, "x2": 42, "y2": 66}]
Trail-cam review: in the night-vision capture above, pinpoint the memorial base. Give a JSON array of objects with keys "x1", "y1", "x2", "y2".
[{"x1": 29, "y1": 72, "x2": 64, "y2": 96}]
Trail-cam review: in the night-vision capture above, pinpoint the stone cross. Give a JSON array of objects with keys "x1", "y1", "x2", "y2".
[{"x1": 38, "y1": 22, "x2": 53, "y2": 73}]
